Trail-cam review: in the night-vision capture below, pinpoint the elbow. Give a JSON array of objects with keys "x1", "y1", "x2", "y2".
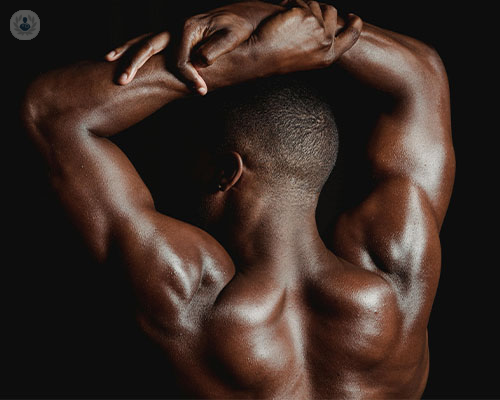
[
  {"x1": 386, "y1": 40, "x2": 449, "y2": 103},
  {"x1": 21, "y1": 74, "x2": 79, "y2": 165},
  {"x1": 20, "y1": 79, "x2": 59, "y2": 171},
  {"x1": 398, "y1": 43, "x2": 450, "y2": 120},
  {"x1": 425, "y1": 45, "x2": 446, "y2": 72},
  {"x1": 21, "y1": 78, "x2": 41, "y2": 139},
  {"x1": 21, "y1": 74, "x2": 53, "y2": 143},
  {"x1": 21, "y1": 72, "x2": 83, "y2": 146},
  {"x1": 422, "y1": 44, "x2": 447, "y2": 82},
  {"x1": 411, "y1": 42, "x2": 449, "y2": 91}
]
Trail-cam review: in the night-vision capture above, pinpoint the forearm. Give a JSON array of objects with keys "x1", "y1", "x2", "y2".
[
  {"x1": 338, "y1": 22, "x2": 447, "y2": 99},
  {"x1": 21, "y1": 1, "x2": 286, "y2": 139},
  {"x1": 22, "y1": 40, "x2": 273, "y2": 143},
  {"x1": 22, "y1": 54, "x2": 191, "y2": 139}
]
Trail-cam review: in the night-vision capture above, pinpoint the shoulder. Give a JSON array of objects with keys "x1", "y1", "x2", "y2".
[
  {"x1": 328, "y1": 178, "x2": 442, "y2": 328},
  {"x1": 309, "y1": 259, "x2": 400, "y2": 323},
  {"x1": 307, "y1": 260, "x2": 402, "y2": 363},
  {"x1": 120, "y1": 210, "x2": 235, "y2": 334}
]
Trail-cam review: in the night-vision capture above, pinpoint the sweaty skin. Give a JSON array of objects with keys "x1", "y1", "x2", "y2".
[{"x1": 22, "y1": 2, "x2": 454, "y2": 398}]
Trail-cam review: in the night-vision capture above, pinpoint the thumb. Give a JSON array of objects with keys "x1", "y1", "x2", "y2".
[{"x1": 334, "y1": 13, "x2": 363, "y2": 60}]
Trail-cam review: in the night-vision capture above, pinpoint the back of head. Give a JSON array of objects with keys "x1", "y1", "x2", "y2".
[{"x1": 199, "y1": 75, "x2": 339, "y2": 195}]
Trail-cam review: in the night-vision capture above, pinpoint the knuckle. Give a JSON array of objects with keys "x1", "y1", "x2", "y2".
[
  {"x1": 216, "y1": 14, "x2": 233, "y2": 26},
  {"x1": 311, "y1": 21, "x2": 324, "y2": 37},
  {"x1": 352, "y1": 27, "x2": 361, "y2": 41},
  {"x1": 345, "y1": 26, "x2": 361, "y2": 45},
  {"x1": 290, "y1": 7, "x2": 304, "y2": 17},
  {"x1": 197, "y1": 49, "x2": 213, "y2": 65},
  {"x1": 319, "y1": 32, "x2": 333, "y2": 50},
  {"x1": 176, "y1": 62, "x2": 194, "y2": 80},
  {"x1": 326, "y1": 4, "x2": 337, "y2": 17},
  {"x1": 223, "y1": 29, "x2": 238, "y2": 44},
  {"x1": 176, "y1": 59, "x2": 187, "y2": 70},
  {"x1": 304, "y1": 13, "x2": 317, "y2": 26},
  {"x1": 183, "y1": 17, "x2": 196, "y2": 31}
]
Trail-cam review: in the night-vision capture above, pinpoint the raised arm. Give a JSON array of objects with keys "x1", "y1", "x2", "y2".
[
  {"x1": 21, "y1": 1, "x2": 347, "y2": 334},
  {"x1": 330, "y1": 21, "x2": 455, "y2": 328},
  {"x1": 21, "y1": 50, "x2": 224, "y2": 332}
]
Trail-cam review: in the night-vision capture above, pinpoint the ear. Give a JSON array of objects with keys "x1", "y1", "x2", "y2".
[{"x1": 216, "y1": 151, "x2": 243, "y2": 192}]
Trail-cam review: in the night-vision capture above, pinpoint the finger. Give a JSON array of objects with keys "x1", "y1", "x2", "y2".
[
  {"x1": 118, "y1": 32, "x2": 171, "y2": 85},
  {"x1": 179, "y1": 61, "x2": 207, "y2": 95},
  {"x1": 177, "y1": 21, "x2": 208, "y2": 95},
  {"x1": 293, "y1": 0, "x2": 309, "y2": 9},
  {"x1": 334, "y1": 13, "x2": 363, "y2": 60},
  {"x1": 284, "y1": 0, "x2": 307, "y2": 11},
  {"x1": 105, "y1": 33, "x2": 152, "y2": 61},
  {"x1": 307, "y1": 1, "x2": 324, "y2": 26},
  {"x1": 320, "y1": 3, "x2": 337, "y2": 40},
  {"x1": 193, "y1": 28, "x2": 247, "y2": 67}
]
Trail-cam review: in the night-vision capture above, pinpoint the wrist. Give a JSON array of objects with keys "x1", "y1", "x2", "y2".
[{"x1": 198, "y1": 40, "x2": 268, "y2": 93}]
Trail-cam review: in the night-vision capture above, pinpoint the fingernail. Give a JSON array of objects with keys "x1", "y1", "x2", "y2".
[
  {"x1": 119, "y1": 72, "x2": 128, "y2": 83},
  {"x1": 198, "y1": 86, "x2": 207, "y2": 96},
  {"x1": 106, "y1": 50, "x2": 116, "y2": 59}
]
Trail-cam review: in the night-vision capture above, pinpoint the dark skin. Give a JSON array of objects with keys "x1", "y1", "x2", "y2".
[{"x1": 22, "y1": 1, "x2": 454, "y2": 398}]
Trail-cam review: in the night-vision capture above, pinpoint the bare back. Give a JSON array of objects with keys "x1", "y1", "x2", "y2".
[
  {"x1": 137, "y1": 246, "x2": 428, "y2": 399},
  {"x1": 22, "y1": 3, "x2": 454, "y2": 398}
]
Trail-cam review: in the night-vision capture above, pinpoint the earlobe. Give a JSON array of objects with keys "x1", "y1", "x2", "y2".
[{"x1": 217, "y1": 151, "x2": 244, "y2": 192}]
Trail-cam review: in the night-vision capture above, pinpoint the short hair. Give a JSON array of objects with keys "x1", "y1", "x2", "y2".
[{"x1": 200, "y1": 75, "x2": 339, "y2": 194}]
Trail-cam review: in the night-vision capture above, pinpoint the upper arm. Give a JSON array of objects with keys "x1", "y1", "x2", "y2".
[
  {"x1": 329, "y1": 47, "x2": 455, "y2": 324},
  {"x1": 27, "y1": 115, "x2": 232, "y2": 331},
  {"x1": 21, "y1": 54, "x2": 234, "y2": 335}
]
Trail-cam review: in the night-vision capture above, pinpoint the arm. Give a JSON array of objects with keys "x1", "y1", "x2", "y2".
[
  {"x1": 105, "y1": 1, "x2": 285, "y2": 89},
  {"x1": 330, "y1": 21, "x2": 455, "y2": 327},
  {"x1": 22, "y1": 52, "x2": 222, "y2": 331},
  {"x1": 21, "y1": 1, "x2": 344, "y2": 332}
]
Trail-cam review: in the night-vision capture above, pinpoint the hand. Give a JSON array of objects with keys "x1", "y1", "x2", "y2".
[
  {"x1": 105, "y1": 1, "x2": 362, "y2": 91},
  {"x1": 191, "y1": 1, "x2": 362, "y2": 92},
  {"x1": 176, "y1": 1, "x2": 283, "y2": 95},
  {"x1": 105, "y1": 32, "x2": 171, "y2": 85},
  {"x1": 105, "y1": 1, "x2": 283, "y2": 91},
  {"x1": 248, "y1": 0, "x2": 362, "y2": 75}
]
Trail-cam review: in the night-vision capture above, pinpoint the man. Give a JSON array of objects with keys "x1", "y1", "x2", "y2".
[{"x1": 22, "y1": 0, "x2": 454, "y2": 397}]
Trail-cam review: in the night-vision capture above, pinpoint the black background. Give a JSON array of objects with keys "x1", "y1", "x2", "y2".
[{"x1": 5, "y1": 1, "x2": 498, "y2": 398}]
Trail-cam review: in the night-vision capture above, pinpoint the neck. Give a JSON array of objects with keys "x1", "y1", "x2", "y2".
[{"x1": 213, "y1": 187, "x2": 327, "y2": 277}]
